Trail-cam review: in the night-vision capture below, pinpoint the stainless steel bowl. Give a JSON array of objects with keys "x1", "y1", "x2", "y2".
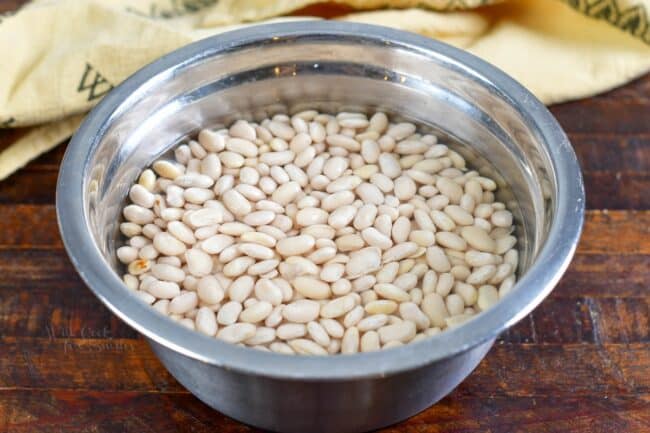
[{"x1": 57, "y1": 21, "x2": 584, "y2": 433}]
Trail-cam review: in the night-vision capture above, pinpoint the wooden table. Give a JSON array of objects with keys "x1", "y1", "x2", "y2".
[{"x1": 1, "y1": 4, "x2": 649, "y2": 431}]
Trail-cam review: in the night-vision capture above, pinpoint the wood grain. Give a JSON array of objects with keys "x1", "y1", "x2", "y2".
[
  {"x1": 1, "y1": 391, "x2": 648, "y2": 433},
  {"x1": 572, "y1": 135, "x2": 650, "y2": 172},
  {"x1": 551, "y1": 101, "x2": 650, "y2": 135},
  {"x1": 578, "y1": 210, "x2": 650, "y2": 254},
  {"x1": 501, "y1": 296, "x2": 649, "y2": 344},
  {"x1": 1, "y1": 338, "x2": 648, "y2": 397},
  {"x1": 0, "y1": 0, "x2": 23, "y2": 14},
  {"x1": 0, "y1": 0, "x2": 648, "y2": 428},
  {"x1": 554, "y1": 254, "x2": 649, "y2": 298}
]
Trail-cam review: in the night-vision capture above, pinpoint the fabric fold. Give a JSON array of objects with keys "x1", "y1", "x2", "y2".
[{"x1": 0, "y1": 0, "x2": 648, "y2": 180}]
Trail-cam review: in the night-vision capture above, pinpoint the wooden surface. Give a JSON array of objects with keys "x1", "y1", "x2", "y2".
[{"x1": 1, "y1": 4, "x2": 649, "y2": 432}]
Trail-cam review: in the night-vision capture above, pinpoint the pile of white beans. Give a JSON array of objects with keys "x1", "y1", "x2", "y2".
[{"x1": 117, "y1": 110, "x2": 517, "y2": 355}]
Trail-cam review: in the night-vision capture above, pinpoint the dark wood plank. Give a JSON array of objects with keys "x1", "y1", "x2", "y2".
[
  {"x1": 0, "y1": 249, "x2": 79, "y2": 288},
  {"x1": 291, "y1": 3, "x2": 355, "y2": 18},
  {"x1": 468, "y1": 343, "x2": 650, "y2": 397},
  {"x1": 500, "y1": 297, "x2": 649, "y2": 344},
  {"x1": 0, "y1": 205, "x2": 62, "y2": 248},
  {"x1": 1, "y1": 337, "x2": 648, "y2": 397},
  {"x1": 551, "y1": 101, "x2": 650, "y2": 135},
  {"x1": 578, "y1": 210, "x2": 650, "y2": 255},
  {"x1": 2, "y1": 391, "x2": 648, "y2": 433},
  {"x1": 394, "y1": 395, "x2": 650, "y2": 433},
  {"x1": 0, "y1": 337, "x2": 181, "y2": 392},
  {"x1": 0, "y1": 248, "x2": 138, "y2": 338},
  {"x1": 571, "y1": 134, "x2": 650, "y2": 173},
  {"x1": 553, "y1": 254, "x2": 650, "y2": 298},
  {"x1": 0, "y1": 0, "x2": 24, "y2": 14},
  {"x1": 0, "y1": 169, "x2": 57, "y2": 204},
  {"x1": 0, "y1": 279, "x2": 138, "y2": 339},
  {"x1": 0, "y1": 391, "x2": 225, "y2": 433},
  {"x1": 390, "y1": 393, "x2": 650, "y2": 433},
  {"x1": 583, "y1": 172, "x2": 650, "y2": 209},
  {"x1": 0, "y1": 390, "x2": 257, "y2": 433},
  {"x1": 0, "y1": 128, "x2": 29, "y2": 152}
]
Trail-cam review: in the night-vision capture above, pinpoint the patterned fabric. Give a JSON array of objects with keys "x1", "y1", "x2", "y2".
[
  {"x1": 208, "y1": 0, "x2": 650, "y2": 43},
  {"x1": 562, "y1": 0, "x2": 650, "y2": 43},
  {"x1": 0, "y1": 0, "x2": 648, "y2": 180}
]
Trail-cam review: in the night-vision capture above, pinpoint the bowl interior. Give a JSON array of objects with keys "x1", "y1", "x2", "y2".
[
  {"x1": 58, "y1": 22, "x2": 582, "y2": 379},
  {"x1": 89, "y1": 35, "x2": 552, "y2": 277}
]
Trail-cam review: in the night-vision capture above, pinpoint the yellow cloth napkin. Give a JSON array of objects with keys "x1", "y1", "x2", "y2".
[{"x1": 0, "y1": 0, "x2": 649, "y2": 180}]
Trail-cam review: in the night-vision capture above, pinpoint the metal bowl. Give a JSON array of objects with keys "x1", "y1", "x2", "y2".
[{"x1": 57, "y1": 21, "x2": 584, "y2": 433}]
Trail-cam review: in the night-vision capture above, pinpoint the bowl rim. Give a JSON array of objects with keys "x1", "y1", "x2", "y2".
[{"x1": 56, "y1": 21, "x2": 584, "y2": 380}]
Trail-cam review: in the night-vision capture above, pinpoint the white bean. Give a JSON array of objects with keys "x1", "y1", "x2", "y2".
[
  {"x1": 123, "y1": 205, "x2": 155, "y2": 225},
  {"x1": 147, "y1": 280, "x2": 180, "y2": 299},
  {"x1": 346, "y1": 247, "x2": 381, "y2": 278},
  {"x1": 271, "y1": 181, "x2": 301, "y2": 205},
  {"x1": 277, "y1": 323, "x2": 307, "y2": 340},
  {"x1": 283, "y1": 300, "x2": 321, "y2": 323},
  {"x1": 275, "y1": 235, "x2": 316, "y2": 256},
  {"x1": 289, "y1": 338, "x2": 328, "y2": 355},
  {"x1": 292, "y1": 277, "x2": 331, "y2": 300},
  {"x1": 378, "y1": 153, "x2": 401, "y2": 178},
  {"x1": 341, "y1": 327, "x2": 360, "y2": 354},
  {"x1": 321, "y1": 191, "x2": 355, "y2": 211},
  {"x1": 185, "y1": 248, "x2": 213, "y2": 277},
  {"x1": 378, "y1": 321, "x2": 416, "y2": 344},
  {"x1": 218, "y1": 323, "x2": 256, "y2": 343},
  {"x1": 195, "y1": 307, "x2": 218, "y2": 336},
  {"x1": 326, "y1": 175, "x2": 362, "y2": 193},
  {"x1": 240, "y1": 301, "x2": 273, "y2": 323},
  {"x1": 328, "y1": 205, "x2": 357, "y2": 229},
  {"x1": 120, "y1": 112, "x2": 517, "y2": 355}
]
